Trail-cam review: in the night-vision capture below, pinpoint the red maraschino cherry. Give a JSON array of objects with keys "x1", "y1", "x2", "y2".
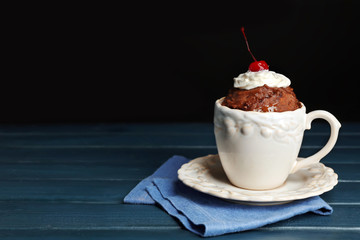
[
  {"x1": 241, "y1": 27, "x2": 269, "y2": 72},
  {"x1": 249, "y1": 60, "x2": 269, "y2": 71}
]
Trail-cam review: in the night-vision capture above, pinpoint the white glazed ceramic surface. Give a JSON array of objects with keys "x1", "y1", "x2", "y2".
[
  {"x1": 177, "y1": 154, "x2": 338, "y2": 204},
  {"x1": 214, "y1": 98, "x2": 341, "y2": 190}
]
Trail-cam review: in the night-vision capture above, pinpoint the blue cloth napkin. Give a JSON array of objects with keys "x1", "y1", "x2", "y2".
[{"x1": 124, "y1": 155, "x2": 333, "y2": 237}]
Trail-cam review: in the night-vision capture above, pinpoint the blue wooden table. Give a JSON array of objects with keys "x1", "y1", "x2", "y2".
[{"x1": 0, "y1": 122, "x2": 359, "y2": 239}]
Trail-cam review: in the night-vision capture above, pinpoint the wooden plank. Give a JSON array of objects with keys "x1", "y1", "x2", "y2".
[
  {"x1": 0, "y1": 122, "x2": 359, "y2": 134},
  {"x1": 0, "y1": 123, "x2": 214, "y2": 135},
  {"x1": 0, "y1": 123, "x2": 357, "y2": 240},
  {"x1": 0, "y1": 202, "x2": 357, "y2": 230},
  {"x1": 0, "y1": 148, "x2": 217, "y2": 164},
  {"x1": 322, "y1": 182, "x2": 360, "y2": 204},
  {"x1": 326, "y1": 163, "x2": 360, "y2": 181},
  {"x1": 0, "y1": 229, "x2": 359, "y2": 240},
  {"x1": 0, "y1": 134, "x2": 358, "y2": 149},
  {"x1": 269, "y1": 205, "x2": 360, "y2": 229},
  {"x1": 0, "y1": 180, "x2": 357, "y2": 204},
  {"x1": 0, "y1": 163, "x2": 155, "y2": 181},
  {"x1": 0, "y1": 180, "x2": 137, "y2": 203},
  {"x1": 300, "y1": 148, "x2": 360, "y2": 164},
  {"x1": 99, "y1": 228, "x2": 360, "y2": 240},
  {"x1": 0, "y1": 202, "x2": 174, "y2": 230},
  {"x1": 0, "y1": 148, "x2": 357, "y2": 165},
  {"x1": 0, "y1": 161, "x2": 357, "y2": 181}
]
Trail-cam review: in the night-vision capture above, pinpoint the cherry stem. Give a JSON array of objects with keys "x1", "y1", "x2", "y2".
[{"x1": 241, "y1": 27, "x2": 257, "y2": 62}]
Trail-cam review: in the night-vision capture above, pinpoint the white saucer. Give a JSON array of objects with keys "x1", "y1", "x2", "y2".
[{"x1": 177, "y1": 154, "x2": 338, "y2": 205}]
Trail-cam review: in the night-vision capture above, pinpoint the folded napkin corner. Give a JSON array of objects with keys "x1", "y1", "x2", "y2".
[{"x1": 124, "y1": 155, "x2": 333, "y2": 237}]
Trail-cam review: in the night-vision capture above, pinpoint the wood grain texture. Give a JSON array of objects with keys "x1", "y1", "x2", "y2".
[
  {"x1": 0, "y1": 148, "x2": 358, "y2": 165},
  {"x1": 0, "y1": 229, "x2": 359, "y2": 240},
  {"x1": 0, "y1": 159, "x2": 357, "y2": 181},
  {"x1": 0, "y1": 134, "x2": 358, "y2": 148},
  {"x1": 0, "y1": 180, "x2": 357, "y2": 204},
  {"x1": 0, "y1": 122, "x2": 359, "y2": 134},
  {"x1": 0, "y1": 202, "x2": 358, "y2": 230},
  {"x1": 0, "y1": 123, "x2": 358, "y2": 239}
]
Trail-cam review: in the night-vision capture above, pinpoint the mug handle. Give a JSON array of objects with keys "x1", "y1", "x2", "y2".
[{"x1": 290, "y1": 110, "x2": 341, "y2": 174}]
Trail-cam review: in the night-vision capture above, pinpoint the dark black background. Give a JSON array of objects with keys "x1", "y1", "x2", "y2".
[{"x1": 2, "y1": 1, "x2": 359, "y2": 123}]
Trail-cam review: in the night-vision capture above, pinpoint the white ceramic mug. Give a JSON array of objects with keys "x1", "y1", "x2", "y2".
[{"x1": 214, "y1": 97, "x2": 341, "y2": 190}]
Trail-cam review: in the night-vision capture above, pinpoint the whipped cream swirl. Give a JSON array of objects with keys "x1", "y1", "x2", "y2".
[{"x1": 233, "y1": 70, "x2": 291, "y2": 90}]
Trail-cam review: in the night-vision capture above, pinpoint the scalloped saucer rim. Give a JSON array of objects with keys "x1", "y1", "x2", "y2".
[{"x1": 177, "y1": 154, "x2": 338, "y2": 205}]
